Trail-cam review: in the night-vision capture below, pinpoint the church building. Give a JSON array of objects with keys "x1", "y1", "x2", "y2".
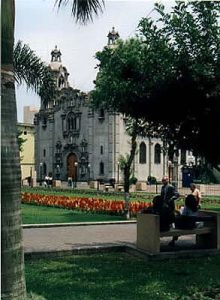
[{"x1": 35, "y1": 31, "x2": 192, "y2": 186}]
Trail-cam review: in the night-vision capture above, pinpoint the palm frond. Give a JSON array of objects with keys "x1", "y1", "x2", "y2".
[
  {"x1": 13, "y1": 41, "x2": 56, "y2": 101},
  {"x1": 55, "y1": 0, "x2": 104, "y2": 24}
]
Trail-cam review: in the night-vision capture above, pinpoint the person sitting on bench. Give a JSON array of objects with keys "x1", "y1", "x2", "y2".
[
  {"x1": 169, "y1": 194, "x2": 199, "y2": 247},
  {"x1": 190, "y1": 183, "x2": 202, "y2": 209},
  {"x1": 153, "y1": 176, "x2": 179, "y2": 231}
]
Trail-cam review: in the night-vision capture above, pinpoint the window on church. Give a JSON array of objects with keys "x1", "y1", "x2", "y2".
[
  {"x1": 154, "y1": 144, "x2": 161, "y2": 164},
  {"x1": 76, "y1": 117, "x2": 80, "y2": 130},
  {"x1": 99, "y1": 162, "x2": 104, "y2": 175},
  {"x1": 100, "y1": 146, "x2": 104, "y2": 154},
  {"x1": 43, "y1": 149, "x2": 46, "y2": 157},
  {"x1": 67, "y1": 114, "x2": 76, "y2": 130},
  {"x1": 42, "y1": 117, "x2": 47, "y2": 127},
  {"x1": 98, "y1": 108, "x2": 105, "y2": 120},
  {"x1": 58, "y1": 75, "x2": 65, "y2": 88},
  {"x1": 139, "y1": 142, "x2": 146, "y2": 164}
]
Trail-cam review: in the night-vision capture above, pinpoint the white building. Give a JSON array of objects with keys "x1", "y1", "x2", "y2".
[{"x1": 35, "y1": 43, "x2": 192, "y2": 187}]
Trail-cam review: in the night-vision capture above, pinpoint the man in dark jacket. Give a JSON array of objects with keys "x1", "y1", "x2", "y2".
[
  {"x1": 153, "y1": 176, "x2": 179, "y2": 231},
  {"x1": 161, "y1": 176, "x2": 179, "y2": 210}
]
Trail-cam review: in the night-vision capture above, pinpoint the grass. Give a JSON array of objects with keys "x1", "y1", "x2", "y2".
[
  {"x1": 22, "y1": 204, "x2": 126, "y2": 224},
  {"x1": 21, "y1": 190, "x2": 220, "y2": 224},
  {"x1": 25, "y1": 252, "x2": 220, "y2": 300}
]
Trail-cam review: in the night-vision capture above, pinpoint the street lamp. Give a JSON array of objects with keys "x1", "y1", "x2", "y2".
[
  {"x1": 56, "y1": 164, "x2": 60, "y2": 180},
  {"x1": 88, "y1": 163, "x2": 91, "y2": 183},
  {"x1": 117, "y1": 161, "x2": 120, "y2": 184},
  {"x1": 74, "y1": 162, "x2": 78, "y2": 188},
  {"x1": 39, "y1": 162, "x2": 43, "y2": 186}
]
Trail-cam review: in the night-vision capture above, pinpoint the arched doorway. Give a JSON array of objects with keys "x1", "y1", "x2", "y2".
[{"x1": 67, "y1": 153, "x2": 78, "y2": 180}]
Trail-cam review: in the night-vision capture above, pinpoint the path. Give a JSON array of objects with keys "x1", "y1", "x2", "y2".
[{"x1": 23, "y1": 222, "x2": 196, "y2": 254}]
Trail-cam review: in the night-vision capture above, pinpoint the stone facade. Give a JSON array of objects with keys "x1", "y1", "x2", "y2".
[{"x1": 35, "y1": 46, "x2": 192, "y2": 186}]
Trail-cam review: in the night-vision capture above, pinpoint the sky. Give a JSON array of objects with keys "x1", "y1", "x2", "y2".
[{"x1": 15, "y1": 0, "x2": 174, "y2": 122}]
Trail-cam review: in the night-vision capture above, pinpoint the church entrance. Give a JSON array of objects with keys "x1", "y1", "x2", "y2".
[{"x1": 67, "y1": 153, "x2": 78, "y2": 180}]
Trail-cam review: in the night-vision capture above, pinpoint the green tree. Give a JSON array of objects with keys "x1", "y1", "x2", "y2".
[
  {"x1": 117, "y1": 118, "x2": 138, "y2": 219},
  {"x1": 1, "y1": 1, "x2": 103, "y2": 299},
  {"x1": 117, "y1": 117, "x2": 150, "y2": 218},
  {"x1": 92, "y1": 1, "x2": 220, "y2": 167}
]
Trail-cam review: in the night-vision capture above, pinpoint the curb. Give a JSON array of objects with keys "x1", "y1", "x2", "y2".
[
  {"x1": 22, "y1": 220, "x2": 137, "y2": 229},
  {"x1": 24, "y1": 243, "x2": 220, "y2": 261},
  {"x1": 24, "y1": 244, "x2": 126, "y2": 260}
]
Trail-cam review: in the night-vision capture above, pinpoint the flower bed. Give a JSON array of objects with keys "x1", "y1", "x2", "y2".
[{"x1": 21, "y1": 192, "x2": 152, "y2": 216}]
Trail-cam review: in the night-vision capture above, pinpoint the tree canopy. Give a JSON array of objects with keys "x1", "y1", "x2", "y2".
[{"x1": 92, "y1": 1, "x2": 220, "y2": 166}]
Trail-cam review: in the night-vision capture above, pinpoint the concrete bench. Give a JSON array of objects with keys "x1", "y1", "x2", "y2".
[
  {"x1": 104, "y1": 184, "x2": 114, "y2": 192},
  {"x1": 115, "y1": 184, "x2": 124, "y2": 192},
  {"x1": 52, "y1": 180, "x2": 61, "y2": 187},
  {"x1": 137, "y1": 211, "x2": 220, "y2": 254}
]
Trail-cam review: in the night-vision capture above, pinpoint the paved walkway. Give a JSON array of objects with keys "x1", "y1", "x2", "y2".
[{"x1": 23, "y1": 222, "x2": 197, "y2": 255}]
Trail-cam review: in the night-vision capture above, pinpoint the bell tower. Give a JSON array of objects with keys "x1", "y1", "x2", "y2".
[{"x1": 48, "y1": 46, "x2": 70, "y2": 90}]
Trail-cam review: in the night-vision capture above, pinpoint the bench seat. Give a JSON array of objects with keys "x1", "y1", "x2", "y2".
[
  {"x1": 137, "y1": 211, "x2": 220, "y2": 254},
  {"x1": 160, "y1": 227, "x2": 212, "y2": 237}
]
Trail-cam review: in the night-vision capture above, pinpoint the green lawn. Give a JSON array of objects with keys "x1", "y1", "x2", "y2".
[
  {"x1": 22, "y1": 204, "x2": 126, "y2": 224},
  {"x1": 21, "y1": 188, "x2": 220, "y2": 224},
  {"x1": 22, "y1": 202, "x2": 220, "y2": 225},
  {"x1": 25, "y1": 253, "x2": 220, "y2": 300}
]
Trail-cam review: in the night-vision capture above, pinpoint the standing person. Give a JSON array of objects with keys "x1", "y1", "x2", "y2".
[
  {"x1": 190, "y1": 183, "x2": 202, "y2": 208},
  {"x1": 153, "y1": 175, "x2": 179, "y2": 231},
  {"x1": 160, "y1": 176, "x2": 179, "y2": 211}
]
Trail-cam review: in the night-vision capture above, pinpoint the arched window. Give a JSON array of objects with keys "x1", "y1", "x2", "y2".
[
  {"x1": 58, "y1": 75, "x2": 65, "y2": 88},
  {"x1": 99, "y1": 162, "x2": 104, "y2": 175},
  {"x1": 98, "y1": 108, "x2": 105, "y2": 120},
  {"x1": 100, "y1": 145, "x2": 104, "y2": 155},
  {"x1": 139, "y1": 142, "x2": 146, "y2": 164},
  {"x1": 154, "y1": 143, "x2": 161, "y2": 164}
]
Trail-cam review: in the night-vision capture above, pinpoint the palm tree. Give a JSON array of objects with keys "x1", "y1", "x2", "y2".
[
  {"x1": 55, "y1": 0, "x2": 104, "y2": 24},
  {"x1": 2, "y1": 39, "x2": 55, "y2": 300},
  {"x1": 1, "y1": 1, "x2": 103, "y2": 299}
]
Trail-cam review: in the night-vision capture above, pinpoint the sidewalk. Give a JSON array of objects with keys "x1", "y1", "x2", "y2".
[{"x1": 23, "y1": 222, "x2": 200, "y2": 257}]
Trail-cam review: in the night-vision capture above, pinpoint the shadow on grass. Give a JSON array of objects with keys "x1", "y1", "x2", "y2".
[{"x1": 25, "y1": 253, "x2": 220, "y2": 300}]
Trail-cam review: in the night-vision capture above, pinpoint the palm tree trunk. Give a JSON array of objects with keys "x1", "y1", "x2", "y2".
[{"x1": 1, "y1": 0, "x2": 27, "y2": 299}]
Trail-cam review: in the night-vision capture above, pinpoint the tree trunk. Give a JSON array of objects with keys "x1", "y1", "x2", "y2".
[
  {"x1": 124, "y1": 166, "x2": 130, "y2": 193},
  {"x1": 1, "y1": 0, "x2": 27, "y2": 299},
  {"x1": 124, "y1": 166, "x2": 130, "y2": 219},
  {"x1": 1, "y1": 71, "x2": 27, "y2": 300},
  {"x1": 123, "y1": 130, "x2": 137, "y2": 219}
]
